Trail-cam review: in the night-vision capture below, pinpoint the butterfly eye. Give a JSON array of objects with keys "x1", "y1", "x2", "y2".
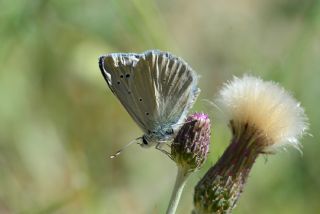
[
  {"x1": 139, "y1": 98, "x2": 143, "y2": 102},
  {"x1": 142, "y1": 137, "x2": 148, "y2": 145},
  {"x1": 146, "y1": 112, "x2": 149, "y2": 116},
  {"x1": 126, "y1": 74, "x2": 130, "y2": 78}
]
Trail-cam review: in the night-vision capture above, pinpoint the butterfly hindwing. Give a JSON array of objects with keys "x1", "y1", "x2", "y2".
[{"x1": 134, "y1": 51, "x2": 199, "y2": 130}]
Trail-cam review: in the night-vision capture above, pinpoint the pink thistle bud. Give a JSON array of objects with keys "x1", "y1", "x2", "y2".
[{"x1": 171, "y1": 113, "x2": 211, "y2": 173}]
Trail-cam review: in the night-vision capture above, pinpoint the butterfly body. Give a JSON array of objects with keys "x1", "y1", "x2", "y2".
[{"x1": 99, "y1": 50, "x2": 200, "y2": 148}]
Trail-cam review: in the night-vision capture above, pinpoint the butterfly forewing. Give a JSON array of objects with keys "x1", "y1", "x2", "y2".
[{"x1": 99, "y1": 53, "x2": 150, "y2": 132}]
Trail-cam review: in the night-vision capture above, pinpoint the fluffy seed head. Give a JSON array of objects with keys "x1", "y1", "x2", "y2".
[{"x1": 217, "y1": 75, "x2": 308, "y2": 151}]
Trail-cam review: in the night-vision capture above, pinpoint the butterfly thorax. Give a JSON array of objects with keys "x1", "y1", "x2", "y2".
[{"x1": 141, "y1": 125, "x2": 175, "y2": 148}]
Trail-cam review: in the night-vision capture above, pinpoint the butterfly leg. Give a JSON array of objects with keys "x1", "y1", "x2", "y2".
[{"x1": 156, "y1": 143, "x2": 173, "y2": 160}]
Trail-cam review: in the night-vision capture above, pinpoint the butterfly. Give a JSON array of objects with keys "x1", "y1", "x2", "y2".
[{"x1": 99, "y1": 50, "x2": 200, "y2": 157}]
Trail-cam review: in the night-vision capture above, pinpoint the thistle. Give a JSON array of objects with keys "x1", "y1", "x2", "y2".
[
  {"x1": 167, "y1": 113, "x2": 211, "y2": 214},
  {"x1": 193, "y1": 75, "x2": 308, "y2": 214}
]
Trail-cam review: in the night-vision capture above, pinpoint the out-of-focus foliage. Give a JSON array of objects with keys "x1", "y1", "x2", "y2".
[{"x1": 0, "y1": 0, "x2": 319, "y2": 213}]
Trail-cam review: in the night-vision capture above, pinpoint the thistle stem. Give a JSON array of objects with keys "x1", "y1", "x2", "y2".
[{"x1": 166, "y1": 166, "x2": 189, "y2": 214}]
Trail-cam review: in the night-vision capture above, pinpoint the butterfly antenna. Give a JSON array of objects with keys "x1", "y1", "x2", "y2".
[
  {"x1": 109, "y1": 137, "x2": 141, "y2": 159},
  {"x1": 202, "y1": 99, "x2": 225, "y2": 116}
]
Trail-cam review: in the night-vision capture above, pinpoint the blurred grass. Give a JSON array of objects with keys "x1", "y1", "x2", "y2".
[{"x1": 0, "y1": 0, "x2": 320, "y2": 213}]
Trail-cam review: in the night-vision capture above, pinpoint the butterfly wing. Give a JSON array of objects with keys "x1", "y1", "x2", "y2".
[
  {"x1": 134, "y1": 51, "x2": 200, "y2": 130},
  {"x1": 99, "y1": 52, "x2": 152, "y2": 133},
  {"x1": 99, "y1": 50, "x2": 200, "y2": 135}
]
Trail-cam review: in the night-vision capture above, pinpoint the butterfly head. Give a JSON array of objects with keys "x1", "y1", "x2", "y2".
[{"x1": 140, "y1": 127, "x2": 175, "y2": 148}]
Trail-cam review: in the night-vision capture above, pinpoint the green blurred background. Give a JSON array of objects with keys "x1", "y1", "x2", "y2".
[{"x1": 1, "y1": 0, "x2": 319, "y2": 213}]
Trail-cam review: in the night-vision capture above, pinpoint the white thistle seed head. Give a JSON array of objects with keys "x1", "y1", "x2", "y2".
[{"x1": 217, "y1": 75, "x2": 309, "y2": 152}]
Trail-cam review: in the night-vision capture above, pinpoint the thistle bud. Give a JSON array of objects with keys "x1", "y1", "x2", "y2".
[
  {"x1": 194, "y1": 75, "x2": 308, "y2": 214},
  {"x1": 171, "y1": 113, "x2": 211, "y2": 173}
]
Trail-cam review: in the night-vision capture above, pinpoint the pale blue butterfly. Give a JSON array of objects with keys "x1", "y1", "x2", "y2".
[{"x1": 99, "y1": 50, "x2": 200, "y2": 158}]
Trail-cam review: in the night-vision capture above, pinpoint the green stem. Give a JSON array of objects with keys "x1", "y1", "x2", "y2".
[{"x1": 166, "y1": 167, "x2": 189, "y2": 214}]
